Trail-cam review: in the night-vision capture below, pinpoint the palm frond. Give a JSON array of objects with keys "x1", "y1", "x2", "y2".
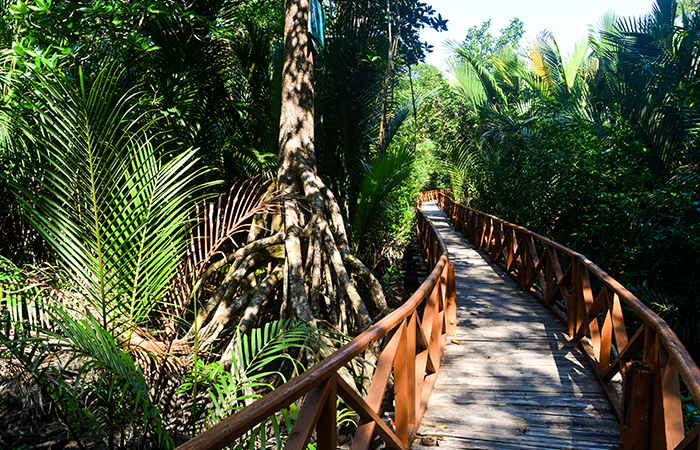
[
  {"x1": 185, "y1": 319, "x2": 337, "y2": 433},
  {"x1": 381, "y1": 89, "x2": 435, "y2": 152},
  {"x1": 596, "y1": 0, "x2": 698, "y2": 171},
  {"x1": 445, "y1": 142, "x2": 477, "y2": 202},
  {"x1": 446, "y1": 57, "x2": 488, "y2": 109},
  {"x1": 50, "y1": 307, "x2": 171, "y2": 447},
  {"x1": 447, "y1": 40, "x2": 508, "y2": 107},
  {"x1": 161, "y1": 176, "x2": 284, "y2": 332},
  {"x1": 563, "y1": 39, "x2": 590, "y2": 91},
  {"x1": 351, "y1": 144, "x2": 414, "y2": 249},
  {"x1": 6, "y1": 62, "x2": 214, "y2": 337}
]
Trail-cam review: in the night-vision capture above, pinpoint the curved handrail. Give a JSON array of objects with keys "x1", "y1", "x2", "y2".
[
  {"x1": 177, "y1": 206, "x2": 456, "y2": 450},
  {"x1": 437, "y1": 193, "x2": 700, "y2": 450}
]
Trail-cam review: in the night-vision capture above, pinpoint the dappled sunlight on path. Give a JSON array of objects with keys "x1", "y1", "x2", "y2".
[{"x1": 413, "y1": 202, "x2": 619, "y2": 449}]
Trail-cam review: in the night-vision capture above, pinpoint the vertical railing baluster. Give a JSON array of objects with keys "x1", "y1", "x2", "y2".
[
  {"x1": 578, "y1": 264, "x2": 601, "y2": 363},
  {"x1": 517, "y1": 235, "x2": 529, "y2": 288},
  {"x1": 507, "y1": 228, "x2": 518, "y2": 272},
  {"x1": 462, "y1": 209, "x2": 470, "y2": 239},
  {"x1": 316, "y1": 374, "x2": 338, "y2": 449},
  {"x1": 432, "y1": 235, "x2": 438, "y2": 269},
  {"x1": 545, "y1": 246, "x2": 555, "y2": 305},
  {"x1": 490, "y1": 222, "x2": 502, "y2": 262},
  {"x1": 394, "y1": 319, "x2": 409, "y2": 445},
  {"x1": 407, "y1": 313, "x2": 417, "y2": 439},
  {"x1": 395, "y1": 313, "x2": 417, "y2": 446},
  {"x1": 455, "y1": 204, "x2": 460, "y2": 227},
  {"x1": 446, "y1": 264, "x2": 457, "y2": 336},
  {"x1": 650, "y1": 344, "x2": 684, "y2": 449},
  {"x1": 621, "y1": 360, "x2": 653, "y2": 450},
  {"x1": 568, "y1": 259, "x2": 580, "y2": 335},
  {"x1": 611, "y1": 292, "x2": 629, "y2": 351},
  {"x1": 599, "y1": 287, "x2": 613, "y2": 375},
  {"x1": 483, "y1": 217, "x2": 490, "y2": 252},
  {"x1": 430, "y1": 273, "x2": 442, "y2": 364},
  {"x1": 479, "y1": 215, "x2": 487, "y2": 249}
]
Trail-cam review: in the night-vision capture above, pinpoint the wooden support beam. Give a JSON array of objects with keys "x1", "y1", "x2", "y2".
[
  {"x1": 650, "y1": 345, "x2": 684, "y2": 449},
  {"x1": 445, "y1": 264, "x2": 457, "y2": 336},
  {"x1": 316, "y1": 374, "x2": 338, "y2": 450},
  {"x1": 286, "y1": 377, "x2": 334, "y2": 450},
  {"x1": 339, "y1": 376, "x2": 407, "y2": 450},
  {"x1": 620, "y1": 361, "x2": 653, "y2": 450}
]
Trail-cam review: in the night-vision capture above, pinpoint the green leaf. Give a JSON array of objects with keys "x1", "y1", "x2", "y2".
[{"x1": 5, "y1": 61, "x2": 215, "y2": 337}]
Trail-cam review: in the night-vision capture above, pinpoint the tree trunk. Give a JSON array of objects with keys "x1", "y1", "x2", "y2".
[
  {"x1": 177, "y1": 0, "x2": 389, "y2": 358},
  {"x1": 274, "y1": 0, "x2": 388, "y2": 331}
]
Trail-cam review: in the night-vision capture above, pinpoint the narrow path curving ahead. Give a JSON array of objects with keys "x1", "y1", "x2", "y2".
[{"x1": 413, "y1": 201, "x2": 620, "y2": 450}]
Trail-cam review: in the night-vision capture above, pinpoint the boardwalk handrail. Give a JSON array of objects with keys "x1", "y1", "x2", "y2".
[
  {"x1": 177, "y1": 205, "x2": 456, "y2": 450},
  {"x1": 437, "y1": 192, "x2": 700, "y2": 450}
]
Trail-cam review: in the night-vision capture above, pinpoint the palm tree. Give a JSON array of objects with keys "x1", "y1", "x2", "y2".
[
  {"x1": 445, "y1": 40, "x2": 508, "y2": 110},
  {"x1": 4, "y1": 63, "x2": 211, "y2": 448},
  {"x1": 528, "y1": 33, "x2": 589, "y2": 100},
  {"x1": 593, "y1": 0, "x2": 700, "y2": 173}
]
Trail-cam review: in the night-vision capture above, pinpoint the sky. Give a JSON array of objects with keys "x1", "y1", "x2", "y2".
[{"x1": 419, "y1": 0, "x2": 657, "y2": 70}]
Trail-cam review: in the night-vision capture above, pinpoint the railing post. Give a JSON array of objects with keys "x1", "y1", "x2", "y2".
[
  {"x1": 445, "y1": 264, "x2": 457, "y2": 336},
  {"x1": 485, "y1": 218, "x2": 493, "y2": 254},
  {"x1": 316, "y1": 374, "x2": 338, "y2": 449},
  {"x1": 452, "y1": 204, "x2": 464, "y2": 231},
  {"x1": 479, "y1": 215, "x2": 487, "y2": 249},
  {"x1": 432, "y1": 238, "x2": 438, "y2": 269},
  {"x1": 567, "y1": 259, "x2": 580, "y2": 335},
  {"x1": 431, "y1": 269, "x2": 444, "y2": 343},
  {"x1": 395, "y1": 314, "x2": 417, "y2": 446},
  {"x1": 471, "y1": 211, "x2": 477, "y2": 242},
  {"x1": 620, "y1": 361, "x2": 653, "y2": 450},
  {"x1": 650, "y1": 343, "x2": 684, "y2": 449},
  {"x1": 545, "y1": 246, "x2": 554, "y2": 305},
  {"x1": 462, "y1": 210, "x2": 470, "y2": 239},
  {"x1": 286, "y1": 376, "x2": 336, "y2": 450},
  {"x1": 505, "y1": 228, "x2": 517, "y2": 272},
  {"x1": 517, "y1": 235, "x2": 530, "y2": 288},
  {"x1": 599, "y1": 288, "x2": 613, "y2": 376},
  {"x1": 490, "y1": 222, "x2": 502, "y2": 262}
]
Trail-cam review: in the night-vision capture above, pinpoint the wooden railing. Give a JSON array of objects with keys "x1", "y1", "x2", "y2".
[
  {"x1": 177, "y1": 205, "x2": 456, "y2": 450},
  {"x1": 417, "y1": 189, "x2": 450, "y2": 205},
  {"x1": 438, "y1": 193, "x2": 700, "y2": 450}
]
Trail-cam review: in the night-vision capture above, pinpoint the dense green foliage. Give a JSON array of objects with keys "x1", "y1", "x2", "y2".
[
  {"x1": 0, "y1": 0, "x2": 446, "y2": 447},
  {"x1": 455, "y1": 18, "x2": 525, "y2": 71},
  {"x1": 7, "y1": 0, "x2": 699, "y2": 445}
]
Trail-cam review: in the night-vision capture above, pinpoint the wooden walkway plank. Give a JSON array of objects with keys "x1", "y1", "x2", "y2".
[{"x1": 413, "y1": 202, "x2": 620, "y2": 449}]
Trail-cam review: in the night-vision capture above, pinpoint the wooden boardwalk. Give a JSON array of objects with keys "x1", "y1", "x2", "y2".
[{"x1": 413, "y1": 202, "x2": 620, "y2": 450}]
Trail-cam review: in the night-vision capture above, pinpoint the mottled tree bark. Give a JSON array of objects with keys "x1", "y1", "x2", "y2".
[
  {"x1": 274, "y1": 0, "x2": 387, "y2": 332},
  {"x1": 182, "y1": 0, "x2": 388, "y2": 358}
]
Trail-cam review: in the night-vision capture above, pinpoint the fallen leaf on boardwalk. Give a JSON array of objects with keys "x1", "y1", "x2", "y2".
[
  {"x1": 486, "y1": 306, "x2": 492, "y2": 308},
  {"x1": 451, "y1": 339, "x2": 462, "y2": 345},
  {"x1": 435, "y1": 425, "x2": 447, "y2": 429}
]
